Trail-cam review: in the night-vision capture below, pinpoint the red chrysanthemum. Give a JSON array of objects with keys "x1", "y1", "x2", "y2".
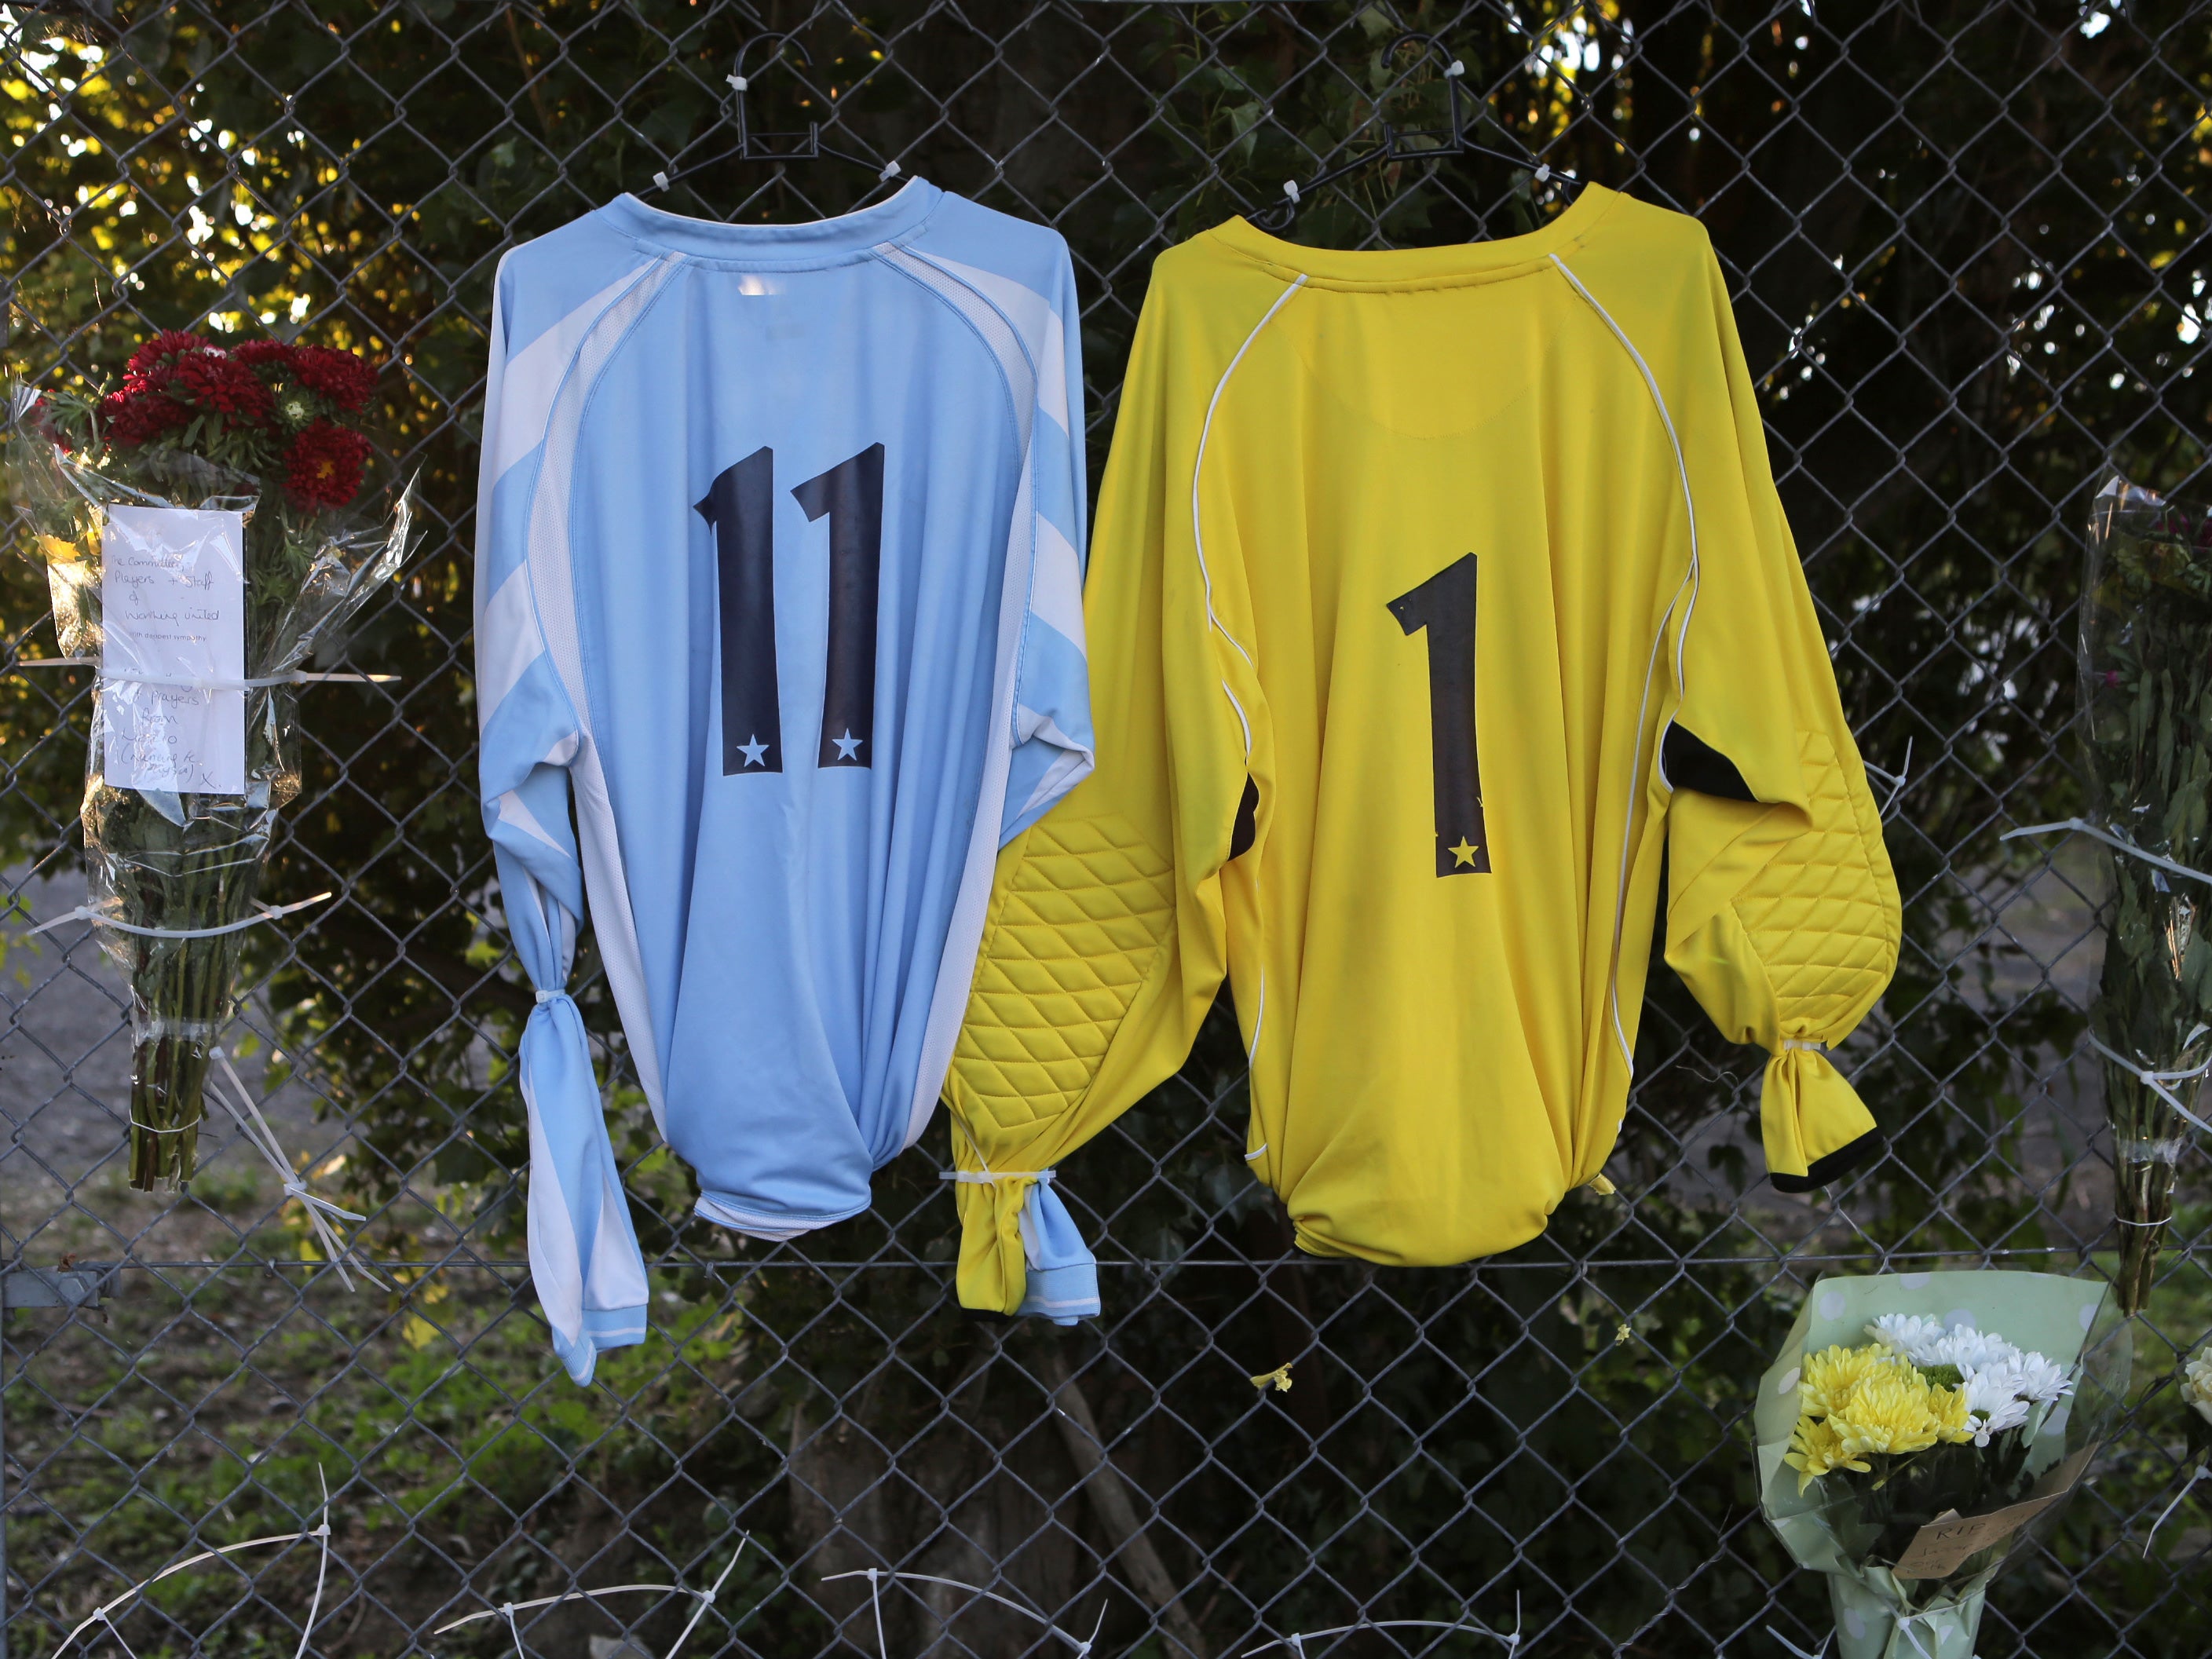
[
  {"x1": 123, "y1": 330, "x2": 210, "y2": 391},
  {"x1": 100, "y1": 387, "x2": 187, "y2": 447},
  {"x1": 283, "y1": 420, "x2": 373, "y2": 510},
  {"x1": 290, "y1": 345, "x2": 377, "y2": 413},
  {"x1": 166, "y1": 349, "x2": 273, "y2": 426},
  {"x1": 231, "y1": 338, "x2": 299, "y2": 374}
]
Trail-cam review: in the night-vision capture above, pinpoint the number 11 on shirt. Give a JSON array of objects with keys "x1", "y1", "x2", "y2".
[
  {"x1": 696, "y1": 443, "x2": 885, "y2": 777},
  {"x1": 1388, "y1": 553, "x2": 1490, "y2": 877}
]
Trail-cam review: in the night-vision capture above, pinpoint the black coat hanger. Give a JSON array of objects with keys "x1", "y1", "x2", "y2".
[
  {"x1": 1250, "y1": 33, "x2": 1576, "y2": 233},
  {"x1": 645, "y1": 33, "x2": 905, "y2": 214}
]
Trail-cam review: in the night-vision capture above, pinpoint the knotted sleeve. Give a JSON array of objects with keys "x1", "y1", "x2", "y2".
[
  {"x1": 475, "y1": 263, "x2": 649, "y2": 1380},
  {"x1": 1658, "y1": 243, "x2": 1902, "y2": 1192}
]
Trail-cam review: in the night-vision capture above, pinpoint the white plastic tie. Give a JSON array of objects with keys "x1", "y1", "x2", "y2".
[
  {"x1": 880, "y1": 159, "x2": 902, "y2": 182},
  {"x1": 431, "y1": 1534, "x2": 748, "y2": 1657},
  {"x1": 535, "y1": 988, "x2": 562, "y2": 1004},
  {"x1": 653, "y1": 170, "x2": 671, "y2": 190},
  {"x1": 2002, "y1": 816, "x2": 2212, "y2": 889},
  {"x1": 1782, "y1": 1039, "x2": 1829, "y2": 1054},
  {"x1": 2086, "y1": 1032, "x2": 2212, "y2": 1135},
  {"x1": 97, "y1": 669, "x2": 397, "y2": 691},
  {"x1": 1763, "y1": 1628, "x2": 1830, "y2": 1659},
  {"x1": 940, "y1": 1168, "x2": 1052, "y2": 1184},
  {"x1": 94, "y1": 1605, "x2": 142, "y2": 1659},
  {"x1": 2144, "y1": 1462, "x2": 2207, "y2": 1556},
  {"x1": 822, "y1": 1568, "x2": 1096, "y2": 1655},
  {"x1": 1282, "y1": 178, "x2": 1300, "y2": 203},
  {"x1": 1445, "y1": 59, "x2": 1464, "y2": 77},
  {"x1": 207, "y1": 1045, "x2": 386, "y2": 1293},
  {"x1": 1534, "y1": 163, "x2": 1552, "y2": 185},
  {"x1": 867, "y1": 1566, "x2": 888, "y2": 1659},
  {"x1": 53, "y1": 1465, "x2": 338, "y2": 1659},
  {"x1": 27, "y1": 890, "x2": 333, "y2": 941},
  {"x1": 1243, "y1": 1143, "x2": 1267, "y2": 1162},
  {"x1": 729, "y1": 74, "x2": 748, "y2": 92},
  {"x1": 1862, "y1": 736, "x2": 1913, "y2": 820}
]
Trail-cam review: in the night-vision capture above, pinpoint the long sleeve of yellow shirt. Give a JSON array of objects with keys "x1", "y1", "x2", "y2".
[{"x1": 942, "y1": 185, "x2": 1901, "y2": 1315}]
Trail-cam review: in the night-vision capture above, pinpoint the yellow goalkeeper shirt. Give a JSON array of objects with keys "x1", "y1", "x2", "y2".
[{"x1": 944, "y1": 185, "x2": 1901, "y2": 1314}]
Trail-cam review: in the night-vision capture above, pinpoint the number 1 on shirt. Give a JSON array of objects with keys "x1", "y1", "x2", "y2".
[
  {"x1": 1388, "y1": 553, "x2": 1490, "y2": 877},
  {"x1": 792, "y1": 443, "x2": 883, "y2": 768},
  {"x1": 697, "y1": 446, "x2": 781, "y2": 774}
]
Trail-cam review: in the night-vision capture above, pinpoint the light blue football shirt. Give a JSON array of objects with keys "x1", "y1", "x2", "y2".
[{"x1": 473, "y1": 181, "x2": 1094, "y2": 1381}]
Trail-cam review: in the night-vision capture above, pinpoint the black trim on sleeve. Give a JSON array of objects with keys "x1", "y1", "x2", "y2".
[
  {"x1": 1662, "y1": 722, "x2": 1759, "y2": 802},
  {"x1": 1230, "y1": 777, "x2": 1260, "y2": 859},
  {"x1": 1769, "y1": 1129, "x2": 1884, "y2": 1193}
]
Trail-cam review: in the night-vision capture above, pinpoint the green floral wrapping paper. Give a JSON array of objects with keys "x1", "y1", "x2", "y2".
[{"x1": 1756, "y1": 1271, "x2": 2127, "y2": 1659}]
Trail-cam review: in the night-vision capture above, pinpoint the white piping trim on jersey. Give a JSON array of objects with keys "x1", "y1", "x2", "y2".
[
  {"x1": 1191, "y1": 278, "x2": 1307, "y2": 1080},
  {"x1": 1548, "y1": 251, "x2": 1704, "y2": 1075},
  {"x1": 1193, "y1": 273, "x2": 1308, "y2": 759},
  {"x1": 516, "y1": 252, "x2": 686, "y2": 1127},
  {"x1": 871, "y1": 247, "x2": 1044, "y2": 1153}
]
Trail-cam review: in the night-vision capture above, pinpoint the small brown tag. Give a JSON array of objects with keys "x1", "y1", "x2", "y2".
[{"x1": 1890, "y1": 1444, "x2": 2099, "y2": 1580}]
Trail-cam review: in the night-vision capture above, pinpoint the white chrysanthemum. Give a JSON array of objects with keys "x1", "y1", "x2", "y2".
[
  {"x1": 2012, "y1": 1350, "x2": 2072, "y2": 1405},
  {"x1": 1961, "y1": 1367, "x2": 2020, "y2": 1416},
  {"x1": 2184, "y1": 1349, "x2": 2212, "y2": 1427},
  {"x1": 1929, "y1": 1326, "x2": 2024, "y2": 1375},
  {"x1": 1866, "y1": 1314, "x2": 1948, "y2": 1363},
  {"x1": 1968, "y1": 1394, "x2": 2033, "y2": 1446}
]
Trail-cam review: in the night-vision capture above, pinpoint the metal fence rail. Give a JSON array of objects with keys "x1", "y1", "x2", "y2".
[{"x1": 1, "y1": 2, "x2": 2207, "y2": 1656}]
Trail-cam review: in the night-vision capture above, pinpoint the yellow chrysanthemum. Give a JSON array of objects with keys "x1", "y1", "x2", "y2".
[
  {"x1": 1784, "y1": 1413, "x2": 1870, "y2": 1492},
  {"x1": 1929, "y1": 1378, "x2": 1975, "y2": 1445},
  {"x1": 1830, "y1": 1367, "x2": 1952, "y2": 1460},
  {"x1": 1798, "y1": 1343, "x2": 1898, "y2": 1417}
]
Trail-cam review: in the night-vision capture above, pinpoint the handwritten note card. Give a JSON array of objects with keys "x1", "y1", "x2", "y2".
[{"x1": 101, "y1": 505, "x2": 247, "y2": 795}]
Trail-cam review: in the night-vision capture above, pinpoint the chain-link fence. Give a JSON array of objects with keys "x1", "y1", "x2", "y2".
[{"x1": 1, "y1": 1, "x2": 2207, "y2": 1655}]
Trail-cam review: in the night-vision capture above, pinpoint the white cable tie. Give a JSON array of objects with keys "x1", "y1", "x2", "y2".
[
  {"x1": 880, "y1": 159, "x2": 901, "y2": 182},
  {"x1": 1862, "y1": 736, "x2": 1913, "y2": 819},
  {"x1": 1782, "y1": 1038, "x2": 1828, "y2": 1053},
  {"x1": 2144, "y1": 1463, "x2": 2208, "y2": 1556},
  {"x1": 94, "y1": 1605, "x2": 142, "y2": 1659},
  {"x1": 208, "y1": 1045, "x2": 386, "y2": 1293},
  {"x1": 1764, "y1": 1628, "x2": 1830, "y2": 1659},
  {"x1": 728, "y1": 74, "x2": 748, "y2": 92},
  {"x1": 13, "y1": 661, "x2": 396, "y2": 688},
  {"x1": 536, "y1": 988, "x2": 562, "y2": 1003},
  {"x1": 2002, "y1": 816, "x2": 2212, "y2": 889},
  {"x1": 1534, "y1": 163, "x2": 1551, "y2": 185},
  {"x1": 1445, "y1": 58, "x2": 1464, "y2": 77},
  {"x1": 2085, "y1": 1033, "x2": 2212, "y2": 1135},
  {"x1": 653, "y1": 170, "x2": 671, "y2": 191},
  {"x1": 98, "y1": 669, "x2": 393, "y2": 692},
  {"x1": 1282, "y1": 179, "x2": 1300, "y2": 203},
  {"x1": 939, "y1": 1168, "x2": 1052, "y2": 1183},
  {"x1": 283, "y1": 1181, "x2": 367, "y2": 1225},
  {"x1": 1243, "y1": 1143, "x2": 1267, "y2": 1161},
  {"x1": 26, "y1": 890, "x2": 334, "y2": 941}
]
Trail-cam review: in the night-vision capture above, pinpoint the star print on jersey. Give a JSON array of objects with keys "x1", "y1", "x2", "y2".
[
  {"x1": 1450, "y1": 838, "x2": 1480, "y2": 868},
  {"x1": 737, "y1": 735, "x2": 770, "y2": 768},
  {"x1": 832, "y1": 730, "x2": 864, "y2": 761}
]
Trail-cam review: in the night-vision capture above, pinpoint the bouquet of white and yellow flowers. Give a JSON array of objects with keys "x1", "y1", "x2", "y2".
[
  {"x1": 1757, "y1": 1272, "x2": 2127, "y2": 1659},
  {"x1": 2144, "y1": 1333, "x2": 2212, "y2": 1558}
]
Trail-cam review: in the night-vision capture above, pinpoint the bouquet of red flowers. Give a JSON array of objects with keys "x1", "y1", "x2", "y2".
[{"x1": 6, "y1": 331, "x2": 417, "y2": 1189}]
